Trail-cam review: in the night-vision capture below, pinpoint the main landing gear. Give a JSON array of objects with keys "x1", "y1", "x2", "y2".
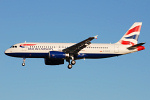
[
  {"x1": 67, "y1": 56, "x2": 76, "y2": 69},
  {"x1": 68, "y1": 64, "x2": 72, "y2": 69},
  {"x1": 22, "y1": 58, "x2": 26, "y2": 66},
  {"x1": 71, "y1": 60, "x2": 76, "y2": 65}
]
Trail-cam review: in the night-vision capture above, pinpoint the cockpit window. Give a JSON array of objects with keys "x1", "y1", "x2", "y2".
[{"x1": 10, "y1": 46, "x2": 17, "y2": 48}]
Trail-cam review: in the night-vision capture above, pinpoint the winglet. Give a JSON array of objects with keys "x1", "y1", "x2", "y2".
[{"x1": 94, "y1": 35, "x2": 98, "y2": 39}]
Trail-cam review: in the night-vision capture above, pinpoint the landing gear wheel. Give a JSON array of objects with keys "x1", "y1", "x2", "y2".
[
  {"x1": 22, "y1": 63, "x2": 25, "y2": 66},
  {"x1": 71, "y1": 60, "x2": 76, "y2": 65},
  {"x1": 22, "y1": 58, "x2": 26, "y2": 66},
  {"x1": 68, "y1": 64, "x2": 72, "y2": 69}
]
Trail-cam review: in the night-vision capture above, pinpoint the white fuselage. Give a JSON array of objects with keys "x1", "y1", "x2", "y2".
[
  {"x1": 5, "y1": 42, "x2": 137, "y2": 59},
  {"x1": 4, "y1": 22, "x2": 145, "y2": 68}
]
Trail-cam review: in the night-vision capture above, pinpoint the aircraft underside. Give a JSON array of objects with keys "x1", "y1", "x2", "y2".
[{"x1": 5, "y1": 52, "x2": 121, "y2": 59}]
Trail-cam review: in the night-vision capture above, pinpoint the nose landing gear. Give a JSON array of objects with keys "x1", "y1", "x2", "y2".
[{"x1": 22, "y1": 58, "x2": 26, "y2": 66}]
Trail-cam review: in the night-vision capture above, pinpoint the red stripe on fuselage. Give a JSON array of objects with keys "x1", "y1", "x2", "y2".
[
  {"x1": 126, "y1": 25, "x2": 141, "y2": 35},
  {"x1": 20, "y1": 44, "x2": 36, "y2": 46}
]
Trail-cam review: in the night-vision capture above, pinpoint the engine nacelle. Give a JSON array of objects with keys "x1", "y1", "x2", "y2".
[
  {"x1": 49, "y1": 51, "x2": 69, "y2": 59},
  {"x1": 45, "y1": 58, "x2": 64, "y2": 65}
]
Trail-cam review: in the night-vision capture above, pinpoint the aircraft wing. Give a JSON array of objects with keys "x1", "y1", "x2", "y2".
[{"x1": 62, "y1": 35, "x2": 98, "y2": 54}]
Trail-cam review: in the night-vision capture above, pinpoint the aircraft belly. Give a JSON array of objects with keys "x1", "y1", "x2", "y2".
[
  {"x1": 6, "y1": 53, "x2": 49, "y2": 58},
  {"x1": 77, "y1": 53, "x2": 121, "y2": 59}
]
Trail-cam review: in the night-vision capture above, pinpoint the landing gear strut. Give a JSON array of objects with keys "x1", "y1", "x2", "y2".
[
  {"x1": 66, "y1": 59, "x2": 72, "y2": 69},
  {"x1": 22, "y1": 58, "x2": 26, "y2": 66},
  {"x1": 71, "y1": 60, "x2": 76, "y2": 65},
  {"x1": 71, "y1": 56, "x2": 76, "y2": 65},
  {"x1": 66, "y1": 56, "x2": 76, "y2": 69}
]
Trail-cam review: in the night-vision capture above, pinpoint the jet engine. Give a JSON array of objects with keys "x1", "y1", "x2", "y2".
[{"x1": 48, "y1": 51, "x2": 69, "y2": 59}]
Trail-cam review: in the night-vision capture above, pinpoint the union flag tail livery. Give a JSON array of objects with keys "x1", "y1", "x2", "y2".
[
  {"x1": 116, "y1": 22, "x2": 142, "y2": 45},
  {"x1": 5, "y1": 22, "x2": 145, "y2": 69}
]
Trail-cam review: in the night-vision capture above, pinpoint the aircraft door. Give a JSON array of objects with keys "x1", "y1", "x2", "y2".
[{"x1": 114, "y1": 45, "x2": 119, "y2": 53}]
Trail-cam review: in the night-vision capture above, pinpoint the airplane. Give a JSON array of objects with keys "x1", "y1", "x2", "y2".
[{"x1": 5, "y1": 22, "x2": 145, "y2": 69}]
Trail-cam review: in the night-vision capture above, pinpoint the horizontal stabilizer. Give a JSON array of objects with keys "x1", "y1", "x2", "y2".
[{"x1": 127, "y1": 42, "x2": 145, "y2": 49}]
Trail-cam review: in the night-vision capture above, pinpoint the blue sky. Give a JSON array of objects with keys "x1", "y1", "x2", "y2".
[{"x1": 0, "y1": 0, "x2": 150, "y2": 100}]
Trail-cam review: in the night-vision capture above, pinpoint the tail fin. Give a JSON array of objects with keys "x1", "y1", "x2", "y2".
[{"x1": 116, "y1": 22, "x2": 142, "y2": 45}]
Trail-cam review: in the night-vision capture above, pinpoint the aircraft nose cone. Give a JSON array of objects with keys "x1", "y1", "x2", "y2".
[{"x1": 5, "y1": 49, "x2": 10, "y2": 56}]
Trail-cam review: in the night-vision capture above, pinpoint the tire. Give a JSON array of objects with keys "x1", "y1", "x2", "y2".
[
  {"x1": 22, "y1": 63, "x2": 25, "y2": 66},
  {"x1": 68, "y1": 64, "x2": 72, "y2": 69},
  {"x1": 71, "y1": 60, "x2": 76, "y2": 65}
]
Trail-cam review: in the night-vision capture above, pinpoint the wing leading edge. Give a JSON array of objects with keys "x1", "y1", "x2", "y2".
[{"x1": 62, "y1": 35, "x2": 98, "y2": 54}]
